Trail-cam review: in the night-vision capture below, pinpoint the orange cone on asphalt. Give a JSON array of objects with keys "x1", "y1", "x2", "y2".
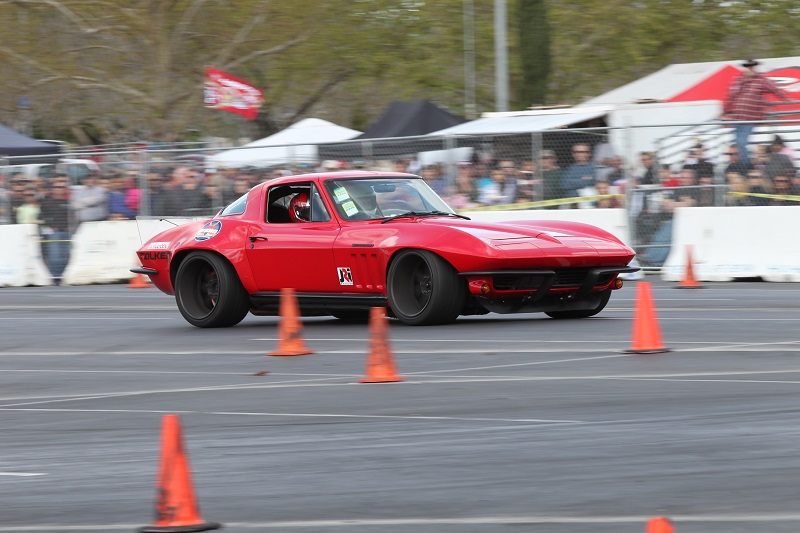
[
  {"x1": 128, "y1": 272, "x2": 151, "y2": 288},
  {"x1": 645, "y1": 516, "x2": 674, "y2": 533},
  {"x1": 623, "y1": 282, "x2": 669, "y2": 354},
  {"x1": 268, "y1": 287, "x2": 314, "y2": 356},
  {"x1": 360, "y1": 307, "x2": 404, "y2": 383},
  {"x1": 676, "y1": 245, "x2": 702, "y2": 289},
  {"x1": 138, "y1": 414, "x2": 221, "y2": 533}
]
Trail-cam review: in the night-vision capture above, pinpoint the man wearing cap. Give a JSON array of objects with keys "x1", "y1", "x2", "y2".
[{"x1": 723, "y1": 58, "x2": 790, "y2": 165}]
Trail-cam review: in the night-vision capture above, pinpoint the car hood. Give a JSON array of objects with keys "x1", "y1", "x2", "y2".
[{"x1": 419, "y1": 217, "x2": 634, "y2": 262}]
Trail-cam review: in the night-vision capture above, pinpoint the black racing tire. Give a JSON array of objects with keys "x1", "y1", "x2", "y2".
[
  {"x1": 387, "y1": 249, "x2": 465, "y2": 326},
  {"x1": 174, "y1": 251, "x2": 250, "y2": 328},
  {"x1": 331, "y1": 310, "x2": 371, "y2": 322},
  {"x1": 545, "y1": 290, "x2": 611, "y2": 319}
]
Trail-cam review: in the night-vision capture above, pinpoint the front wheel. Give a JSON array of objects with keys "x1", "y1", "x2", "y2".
[
  {"x1": 387, "y1": 249, "x2": 465, "y2": 325},
  {"x1": 174, "y1": 251, "x2": 250, "y2": 328},
  {"x1": 545, "y1": 290, "x2": 611, "y2": 319}
]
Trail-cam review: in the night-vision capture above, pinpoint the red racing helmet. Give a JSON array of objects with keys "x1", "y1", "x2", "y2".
[{"x1": 288, "y1": 192, "x2": 311, "y2": 222}]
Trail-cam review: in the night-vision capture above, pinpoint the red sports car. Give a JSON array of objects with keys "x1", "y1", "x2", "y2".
[{"x1": 133, "y1": 171, "x2": 637, "y2": 327}]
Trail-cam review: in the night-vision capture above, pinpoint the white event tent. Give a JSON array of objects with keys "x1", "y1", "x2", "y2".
[{"x1": 210, "y1": 118, "x2": 361, "y2": 168}]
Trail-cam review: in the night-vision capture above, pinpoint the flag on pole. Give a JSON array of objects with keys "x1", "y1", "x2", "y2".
[{"x1": 204, "y1": 67, "x2": 265, "y2": 120}]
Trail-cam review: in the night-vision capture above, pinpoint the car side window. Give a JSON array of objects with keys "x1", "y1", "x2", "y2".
[
  {"x1": 266, "y1": 183, "x2": 330, "y2": 223},
  {"x1": 310, "y1": 186, "x2": 331, "y2": 222}
]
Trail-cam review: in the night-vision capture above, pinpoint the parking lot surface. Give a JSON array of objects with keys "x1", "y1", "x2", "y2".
[{"x1": 2, "y1": 280, "x2": 800, "y2": 532}]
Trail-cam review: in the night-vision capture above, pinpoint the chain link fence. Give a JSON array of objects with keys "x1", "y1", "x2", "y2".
[{"x1": 2, "y1": 120, "x2": 800, "y2": 282}]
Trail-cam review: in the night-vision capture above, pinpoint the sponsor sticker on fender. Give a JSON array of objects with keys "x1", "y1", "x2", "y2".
[
  {"x1": 148, "y1": 241, "x2": 170, "y2": 249},
  {"x1": 139, "y1": 251, "x2": 171, "y2": 261},
  {"x1": 337, "y1": 267, "x2": 353, "y2": 285},
  {"x1": 195, "y1": 220, "x2": 222, "y2": 241}
]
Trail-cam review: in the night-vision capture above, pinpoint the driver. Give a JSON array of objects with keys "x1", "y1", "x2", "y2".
[
  {"x1": 288, "y1": 192, "x2": 311, "y2": 222},
  {"x1": 346, "y1": 182, "x2": 380, "y2": 216}
]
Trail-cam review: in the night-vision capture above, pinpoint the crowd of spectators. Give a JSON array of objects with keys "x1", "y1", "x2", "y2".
[{"x1": 2, "y1": 132, "x2": 799, "y2": 280}]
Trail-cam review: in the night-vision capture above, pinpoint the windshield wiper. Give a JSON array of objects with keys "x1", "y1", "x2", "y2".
[{"x1": 381, "y1": 210, "x2": 471, "y2": 223}]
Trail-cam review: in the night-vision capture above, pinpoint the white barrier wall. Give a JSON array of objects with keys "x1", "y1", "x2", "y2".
[
  {"x1": 61, "y1": 218, "x2": 201, "y2": 286},
  {"x1": 0, "y1": 224, "x2": 52, "y2": 287},
  {"x1": 662, "y1": 206, "x2": 800, "y2": 282},
  {"x1": 9, "y1": 207, "x2": 800, "y2": 287},
  {"x1": 61, "y1": 221, "x2": 143, "y2": 285}
]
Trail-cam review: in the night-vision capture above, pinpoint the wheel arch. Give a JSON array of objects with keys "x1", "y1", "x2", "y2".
[
  {"x1": 170, "y1": 249, "x2": 238, "y2": 290},
  {"x1": 386, "y1": 246, "x2": 456, "y2": 276}
]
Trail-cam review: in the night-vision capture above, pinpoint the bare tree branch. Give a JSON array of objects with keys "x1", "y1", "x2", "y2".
[
  {"x1": 13, "y1": 0, "x2": 100, "y2": 33},
  {"x1": 172, "y1": 0, "x2": 212, "y2": 49},
  {"x1": 212, "y1": 0, "x2": 271, "y2": 66},
  {"x1": 288, "y1": 69, "x2": 353, "y2": 122},
  {"x1": 225, "y1": 34, "x2": 311, "y2": 69}
]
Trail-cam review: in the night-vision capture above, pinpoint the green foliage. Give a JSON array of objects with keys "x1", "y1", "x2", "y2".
[
  {"x1": 0, "y1": 0, "x2": 798, "y2": 142},
  {"x1": 515, "y1": 0, "x2": 550, "y2": 109}
]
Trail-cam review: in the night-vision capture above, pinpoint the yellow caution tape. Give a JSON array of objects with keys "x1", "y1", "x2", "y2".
[
  {"x1": 457, "y1": 194, "x2": 624, "y2": 212},
  {"x1": 727, "y1": 191, "x2": 800, "y2": 202}
]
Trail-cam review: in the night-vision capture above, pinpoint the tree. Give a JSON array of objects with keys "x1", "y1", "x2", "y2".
[
  {"x1": 0, "y1": 0, "x2": 323, "y2": 141},
  {"x1": 515, "y1": 0, "x2": 550, "y2": 109}
]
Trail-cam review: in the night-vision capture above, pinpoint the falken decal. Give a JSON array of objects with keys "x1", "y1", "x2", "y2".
[
  {"x1": 337, "y1": 267, "x2": 353, "y2": 285},
  {"x1": 195, "y1": 220, "x2": 222, "y2": 241},
  {"x1": 139, "y1": 251, "x2": 171, "y2": 261}
]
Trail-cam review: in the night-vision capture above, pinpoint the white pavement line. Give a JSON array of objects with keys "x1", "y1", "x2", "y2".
[
  {"x1": 0, "y1": 376, "x2": 355, "y2": 406},
  {"x1": 682, "y1": 340, "x2": 800, "y2": 351},
  {"x1": 249, "y1": 337, "x2": 754, "y2": 343},
  {"x1": 0, "y1": 305, "x2": 176, "y2": 310},
  {"x1": 0, "y1": 369, "x2": 354, "y2": 377},
  {"x1": 430, "y1": 368, "x2": 800, "y2": 380},
  {"x1": 6, "y1": 366, "x2": 800, "y2": 407},
  {"x1": 0, "y1": 407, "x2": 581, "y2": 424},
  {"x1": 0, "y1": 472, "x2": 45, "y2": 477},
  {"x1": 3, "y1": 514, "x2": 800, "y2": 530},
  {"x1": 1, "y1": 317, "x2": 172, "y2": 320},
  {"x1": 404, "y1": 353, "x2": 637, "y2": 375},
  {"x1": 2, "y1": 340, "x2": 799, "y2": 357}
]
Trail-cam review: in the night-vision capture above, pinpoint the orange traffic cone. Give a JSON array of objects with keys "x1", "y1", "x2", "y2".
[
  {"x1": 622, "y1": 282, "x2": 669, "y2": 354},
  {"x1": 128, "y1": 273, "x2": 151, "y2": 288},
  {"x1": 676, "y1": 245, "x2": 702, "y2": 289},
  {"x1": 360, "y1": 307, "x2": 404, "y2": 383},
  {"x1": 268, "y1": 287, "x2": 314, "y2": 356},
  {"x1": 138, "y1": 414, "x2": 221, "y2": 533},
  {"x1": 645, "y1": 516, "x2": 674, "y2": 533}
]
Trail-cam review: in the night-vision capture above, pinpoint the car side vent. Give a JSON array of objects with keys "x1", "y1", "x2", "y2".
[{"x1": 348, "y1": 252, "x2": 384, "y2": 291}]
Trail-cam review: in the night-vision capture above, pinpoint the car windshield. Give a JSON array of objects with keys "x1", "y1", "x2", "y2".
[
  {"x1": 323, "y1": 177, "x2": 454, "y2": 221},
  {"x1": 219, "y1": 190, "x2": 249, "y2": 216}
]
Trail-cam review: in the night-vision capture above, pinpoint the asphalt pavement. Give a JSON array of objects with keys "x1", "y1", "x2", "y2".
[{"x1": 1, "y1": 279, "x2": 800, "y2": 532}]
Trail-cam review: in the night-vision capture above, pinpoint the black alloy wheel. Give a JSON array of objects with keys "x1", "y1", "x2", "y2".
[
  {"x1": 387, "y1": 249, "x2": 465, "y2": 325},
  {"x1": 174, "y1": 251, "x2": 250, "y2": 327}
]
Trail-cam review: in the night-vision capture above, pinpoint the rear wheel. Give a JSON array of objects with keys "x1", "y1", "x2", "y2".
[
  {"x1": 174, "y1": 251, "x2": 250, "y2": 328},
  {"x1": 545, "y1": 290, "x2": 611, "y2": 319},
  {"x1": 387, "y1": 249, "x2": 465, "y2": 325}
]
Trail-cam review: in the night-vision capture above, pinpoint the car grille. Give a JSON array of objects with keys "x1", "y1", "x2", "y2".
[{"x1": 493, "y1": 269, "x2": 615, "y2": 290}]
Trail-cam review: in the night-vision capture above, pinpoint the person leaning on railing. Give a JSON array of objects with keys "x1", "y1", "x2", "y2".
[{"x1": 39, "y1": 175, "x2": 72, "y2": 284}]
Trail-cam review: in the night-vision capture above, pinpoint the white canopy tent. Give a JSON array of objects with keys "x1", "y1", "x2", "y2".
[
  {"x1": 425, "y1": 107, "x2": 611, "y2": 136},
  {"x1": 210, "y1": 118, "x2": 361, "y2": 168}
]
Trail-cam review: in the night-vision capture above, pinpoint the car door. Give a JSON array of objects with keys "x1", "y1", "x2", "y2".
[{"x1": 245, "y1": 182, "x2": 341, "y2": 292}]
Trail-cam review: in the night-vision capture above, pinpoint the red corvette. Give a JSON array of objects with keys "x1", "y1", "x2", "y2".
[{"x1": 133, "y1": 172, "x2": 637, "y2": 327}]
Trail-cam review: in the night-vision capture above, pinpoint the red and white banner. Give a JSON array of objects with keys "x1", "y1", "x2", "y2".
[{"x1": 204, "y1": 67, "x2": 264, "y2": 120}]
